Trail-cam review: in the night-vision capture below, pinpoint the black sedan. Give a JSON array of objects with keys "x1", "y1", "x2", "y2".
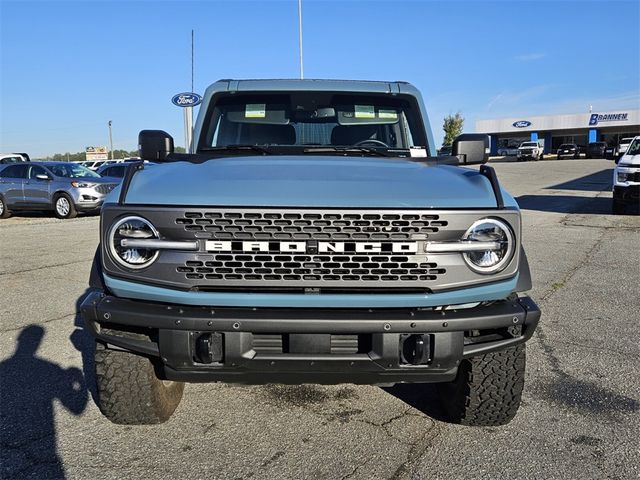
[
  {"x1": 557, "y1": 144, "x2": 580, "y2": 159},
  {"x1": 586, "y1": 142, "x2": 607, "y2": 158}
]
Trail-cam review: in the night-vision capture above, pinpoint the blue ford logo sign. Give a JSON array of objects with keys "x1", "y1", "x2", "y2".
[
  {"x1": 513, "y1": 120, "x2": 531, "y2": 128},
  {"x1": 171, "y1": 92, "x2": 202, "y2": 107}
]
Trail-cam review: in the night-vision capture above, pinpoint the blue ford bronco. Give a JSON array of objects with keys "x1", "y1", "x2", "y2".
[{"x1": 80, "y1": 79, "x2": 540, "y2": 426}]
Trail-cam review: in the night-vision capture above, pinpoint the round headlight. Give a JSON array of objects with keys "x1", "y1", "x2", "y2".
[
  {"x1": 108, "y1": 216, "x2": 160, "y2": 269},
  {"x1": 462, "y1": 218, "x2": 515, "y2": 274}
]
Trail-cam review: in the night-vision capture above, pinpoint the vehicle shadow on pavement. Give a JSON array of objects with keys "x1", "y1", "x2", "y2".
[
  {"x1": 383, "y1": 384, "x2": 449, "y2": 422},
  {"x1": 544, "y1": 169, "x2": 612, "y2": 192},
  {"x1": 515, "y1": 195, "x2": 613, "y2": 215},
  {"x1": 70, "y1": 290, "x2": 98, "y2": 404},
  {"x1": 0, "y1": 325, "x2": 88, "y2": 480}
]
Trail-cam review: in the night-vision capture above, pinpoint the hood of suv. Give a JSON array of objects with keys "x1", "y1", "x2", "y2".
[
  {"x1": 121, "y1": 156, "x2": 508, "y2": 208},
  {"x1": 618, "y1": 154, "x2": 640, "y2": 167}
]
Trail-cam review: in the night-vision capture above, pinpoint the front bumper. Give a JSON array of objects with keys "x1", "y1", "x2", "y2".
[
  {"x1": 80, "y1": 291, "x2": 541, "y2": 385},
  {"x1": 68, "y1": 186, "x2": 113, "y2": 211},
  {"x1": 613, "y1": 185, "x2": 640, "y2": 205}
]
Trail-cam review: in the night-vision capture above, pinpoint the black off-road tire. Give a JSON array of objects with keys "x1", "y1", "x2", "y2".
[
  {"x1": 0, "y1": 195, "x2": 11, "y2": 218},
  {"x1": 94, "y1": 341, "x2": 184, "y2": 424},
  {"x1": 438, "y1": 344, "x2": 526, "y2": 426}
]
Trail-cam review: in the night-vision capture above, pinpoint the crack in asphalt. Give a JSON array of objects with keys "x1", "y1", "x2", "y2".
[
  {"x1": 551, "y1": 339, "x2": 634, "y2": 358},
  {"x1": 388, "y1": 421, "x2": 440, "y2": 480},
  {"x1": 0, "y1": 312, "x2": 75, "y2": 333},
  {"x1": 340, "y1": 459, "x2": 368, "y2": 480},
  {"x1": 538, "y1": 228, "x2": 608, "y2": 302},
  {"x1": 0, "y1": 258, "x2": 92, "y2": 277},
  {"x1": 533, "y1": 225, "x2": 640, "y2": 422},
  {"x1": 347, "y1": 407, "x2": 441, "y2": 479},
  {"x1": 562, "y1": 222, "x2": 640, "y2": 231}
]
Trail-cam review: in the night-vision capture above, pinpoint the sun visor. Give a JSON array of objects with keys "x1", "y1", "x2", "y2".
[
  {"x1": 337, "y1": 105, "x2": 400, "y2": 125},
  {"x1": 225, "y1": 103, "x2": 289, "y2": 125}
]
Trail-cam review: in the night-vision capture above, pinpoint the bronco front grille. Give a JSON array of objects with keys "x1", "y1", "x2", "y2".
[
  {"x1": 177, "y1": 253, "x2": 446, "y2": 284},
  {"x1": 175, "y1": 211, "x2": 448, "y2": 241},
  {"x1": 101, "y1": 206, "x2": 522, "y2": 292}
]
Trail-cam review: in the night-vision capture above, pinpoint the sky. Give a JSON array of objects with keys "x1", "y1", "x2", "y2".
[{"x1": 1, "y1": 0, "x2": 639, "y2": 157}]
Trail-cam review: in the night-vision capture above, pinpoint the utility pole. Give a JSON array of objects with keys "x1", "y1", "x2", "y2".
[
  {"x1": 297, "y1": 0, "x2": 304, "y2": 79},
  {"x1": 108, "y1": 120, "x2": 114, "y2": 160}
]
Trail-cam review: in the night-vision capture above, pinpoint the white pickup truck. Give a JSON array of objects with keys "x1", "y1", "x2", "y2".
[
  {"x1": 0, "y1": 153, "x2": 30, "y2": 164},
  {"x1": 612, "y1": 136, "x2": 640, "y2": 214},
  {"x1": 516, "y1": 141, "x2": 544, "y2": 161},
  {"x1": 617, "y1": 137, "x2": 634, "y2": 159}
]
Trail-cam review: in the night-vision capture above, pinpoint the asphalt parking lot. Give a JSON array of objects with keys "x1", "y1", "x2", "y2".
[{"x1": 1, "y1": 158, "x2": 639, "y2": 480}]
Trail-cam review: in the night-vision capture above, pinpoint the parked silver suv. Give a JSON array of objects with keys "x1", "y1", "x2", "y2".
[{"x1": 0, "y1": 162, "x2": 119, "y2": 219}]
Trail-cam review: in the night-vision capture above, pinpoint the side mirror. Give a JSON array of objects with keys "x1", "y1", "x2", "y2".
[
  {"x1": 452, "y1": 133, "x2": 490, "y2": 165},
  {"x1": 138, "y1": 130, "x2": 174, "y2": 161},
  {"x1": 35, "y1": 174, "x2": 51, "y2": 181}
]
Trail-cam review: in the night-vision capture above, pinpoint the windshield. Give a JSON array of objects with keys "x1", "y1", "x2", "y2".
[
  {"x1": 199, "y1": 93, "x2": 427, "y2": 155},
  {"x1": 559, "y1": 144, "x2": 575, "y2": 149},
  {"x1": 48, "y1": 163, "x2": 100, "y2": 178},
  {"x1": 521, "y1": 142, "x2": 537, "y2": 147},
  {"x1": 620, "y1": 138, "x2": 633, "y2": 145},
  {"x1": 625, "y1": 138, "x2": 640, "y2": 156}
]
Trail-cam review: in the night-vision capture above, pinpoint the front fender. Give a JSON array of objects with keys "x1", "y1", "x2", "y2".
[
  {"x1": 89, "y1": 245, "x2": 109, "y2": 292},
  {"x1": 515, "y1": 246, "x2": 532, "y2": 292}
]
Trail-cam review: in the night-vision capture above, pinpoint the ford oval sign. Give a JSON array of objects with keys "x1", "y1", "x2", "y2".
[
  {"x1": 171, "y1": 92, "x2": 202, "y2": 107},
  {"x1": 513, "y1": 120, "x2": 531, "y2": 128}
]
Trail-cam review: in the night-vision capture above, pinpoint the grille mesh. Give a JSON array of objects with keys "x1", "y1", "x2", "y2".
[
  {"x1": 177, "y1": 253, "x2": 445, "y2": 283},
  {"x1": 627, "y1": 171, "x2": 640, "y2": 182},
  {"x1": 175, "y1": 211, "x2": 448, "y2": 241},
  {"x1": 96, "y1": 184, "x2": 117, "y2": 194}
]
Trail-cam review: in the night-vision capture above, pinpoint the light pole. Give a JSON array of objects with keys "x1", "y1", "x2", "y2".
[
  {"x1": 108, "y1": 120, "x2": 114, "y2": 160},
  {"x1": 298, "y1": 0, "x2": 304, "y2": 79}
]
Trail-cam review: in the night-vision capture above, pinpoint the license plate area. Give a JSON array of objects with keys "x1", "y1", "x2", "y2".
[{"x1": 252, "y1": 333, "x2": 372, "y2": 355}]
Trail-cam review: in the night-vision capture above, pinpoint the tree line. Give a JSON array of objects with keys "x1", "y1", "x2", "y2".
[
  {"x1": 40, "y1": 116, "x2": 464, "y2": 162},
  {"x1": 42, "y1": 147, "x2": 186, "y2": 162}
]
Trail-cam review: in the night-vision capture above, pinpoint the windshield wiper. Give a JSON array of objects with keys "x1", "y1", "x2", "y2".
[
  {"x1": 200, "y1": 145, "x2": 274, "y2": 155},
  {"x1": 303, "y1": 146, "x2": 393, "y2": 157}
]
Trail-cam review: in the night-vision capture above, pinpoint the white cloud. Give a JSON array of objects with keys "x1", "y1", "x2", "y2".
[
  {"x1": 514, "y1": 52, "x2": 547, "y2": 61},
  {"x1": 485, "y1": 84, "x2": 552, "y2": 111}
]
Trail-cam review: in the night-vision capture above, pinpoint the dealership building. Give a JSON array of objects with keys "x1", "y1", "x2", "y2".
[{"x1": 476, "y1": 109, "x2": 640, "y2": 154}]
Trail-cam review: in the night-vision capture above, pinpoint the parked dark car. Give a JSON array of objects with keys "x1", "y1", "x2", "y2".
[
  {"x1": 97, "y1": 163, "x2": 128, "y2": 180},
  {"x1": 586, "y1": 142, "x2": 607, "y2": 158},
  {"x1": 438, "y1": 145, "x2": 452, "y2": 155},
  {"x1": 605, "y1": 144, "x2": 618, "y2": 159},
  {"x1": 557, "y1": 144, "x2": 580, "y2": 159}
]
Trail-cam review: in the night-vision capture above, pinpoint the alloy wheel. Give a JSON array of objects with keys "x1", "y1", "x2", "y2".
[{"x1": 56, "y1": 197, "x2": 70, "y2": 217}]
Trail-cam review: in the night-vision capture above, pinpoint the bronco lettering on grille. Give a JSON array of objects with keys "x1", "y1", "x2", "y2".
[{"x1": 204, "y1": 241, "x2": 418, "y2": 254}]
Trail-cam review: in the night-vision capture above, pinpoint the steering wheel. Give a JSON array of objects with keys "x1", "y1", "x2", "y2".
[{"x1": 353, "y1": 139, "x2": 389, "y2": 148}]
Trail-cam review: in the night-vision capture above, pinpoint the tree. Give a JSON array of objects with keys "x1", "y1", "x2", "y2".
[{"x1": 442, "y1": 112, "x2": 464, "y2": 146}]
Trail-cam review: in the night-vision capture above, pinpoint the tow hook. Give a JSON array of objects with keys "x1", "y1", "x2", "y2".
[
  {"x1": 194, "y1": 333, "x2": 224, "y2": 364},
  {"x1": 400, "y1": 334, "x2": 431, "y2": 365}
]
